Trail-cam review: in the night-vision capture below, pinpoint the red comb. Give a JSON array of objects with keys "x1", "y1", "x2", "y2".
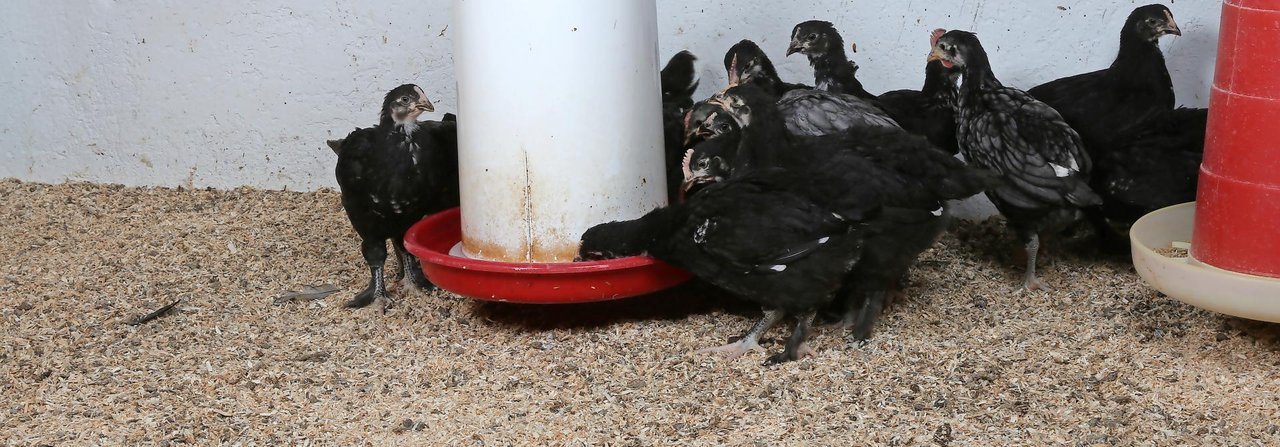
[
  {"x1": 681, "y1": 149, "x2": 695, "y2": 181},
  {"x1": 727, "y1": 53, "x2": 740, "y2": 86},
  {"x1": 930, "y1": 29, "x2": 946, "y2": 46}
]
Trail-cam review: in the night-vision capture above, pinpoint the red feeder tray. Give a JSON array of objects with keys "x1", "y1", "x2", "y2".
[{"x1": 403, "y1": 208, "x2": 692, "y2": 304}]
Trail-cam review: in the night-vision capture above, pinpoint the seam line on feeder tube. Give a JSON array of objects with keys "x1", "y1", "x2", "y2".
[
  {"x1": 1210, "y1": 84, "x2": 1280, "y2": 102},
  {"x1": 523, "y1": 149, "x2": 534, "y2": 263},
  {"x1": 1199, "y1": 165, "x2": 1280, "y2": 191}
]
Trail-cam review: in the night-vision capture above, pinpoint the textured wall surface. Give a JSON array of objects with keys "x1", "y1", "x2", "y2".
[{"x1": 0, "y1": 0, "x2": 1220, "y2": 193}]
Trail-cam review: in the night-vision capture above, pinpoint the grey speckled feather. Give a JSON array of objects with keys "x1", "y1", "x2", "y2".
[
  {"x1": 778, "y1": 89, "x2": 900, "y2": 136},
  {"x1": 957, "y1": 87, "x2": 1099, "y2": 210}
]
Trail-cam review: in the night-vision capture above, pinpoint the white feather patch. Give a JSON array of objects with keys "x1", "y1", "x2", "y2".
[
  {"x1": 693, "y1": 219, "x2": 711, "y2": 244},
  {"x1": 1050, "y1": 163, "x2": 1072, "y2": 178},
  {"x1": 931, "y1": 206, "x2": 944, "y2": 217},
  {"x1": 769, "y1": 265, "x2": 787, "y2": 272},
  {"x1": 818, "y1": 237, "x2": 830, "y2": 244}
]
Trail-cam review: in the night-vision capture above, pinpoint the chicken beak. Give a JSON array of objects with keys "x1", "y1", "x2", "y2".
[
  {"x1": 417, "y1": 98, "x2": 435, "y2": 113},
  {"x1": 927, "y1": 47, "x2": 942, "y2": 63},
  {"x1": 1163, "y1": 11, "x2": 1182, "y2": 36},
  {"x1": 786, "y1": 41, "x2": 802, "y2": 57}
]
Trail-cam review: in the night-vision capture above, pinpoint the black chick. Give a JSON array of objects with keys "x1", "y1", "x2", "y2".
[
  {"x1": 682, "y1": 99, "x2": 740, "y2": 148},
  {"x1": 662, "y1": 50, "x2": 700, "y2": 111},
  {"x1": 332, "y1": 84, "x2": 460, "y2": 310},
  {"x1": 932, "y1": 31, "x2": 1102, "y2": 291},
  {"x1": 661, "y1": 50, "x2": 702, "y2": 202},
  {"x1": 581, "y1": 168, "x2": 880, "y2": 364},
  {"x1": 786, "y1": 20, "x2": 876, "y2": 100},
  {"x1": 876, "y1": 29, "x2": 962, "y2": 155},
  {"x1": 724, "y1": 40, "x2": 899, "y2": 137},
  {"x1": 1027, "y1": 4, "x2": 1182, "y2": 153},
  {"x1": 1092, "y1": 107, "x2": 1206, "y2": 227},
  {"x1": 693, "y1": 84, "x2": 997, "y2": 338},
  {"x1": 724, "y1": 39, "x2": 810, "y2": 97}
]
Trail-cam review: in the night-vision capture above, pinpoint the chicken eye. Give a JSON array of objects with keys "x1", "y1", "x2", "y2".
[
  {"x1": 398, "y1": 97, "x2": 411, "y2": 104},
  {"x1": 716, "y1": 124, "x2": 731, "y2": 133},
  {"x1": 696, "y1": 159, "x2": 709, "y2": 170},
  {"x1": 806, "y1": 33, "x2": 818, "y2": 42}
]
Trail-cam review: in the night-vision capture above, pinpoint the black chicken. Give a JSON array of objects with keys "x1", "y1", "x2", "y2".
[
  {"x1": 661, "y1": 50, "x2": 702, "y2": 202},
  {"x1": 331, "y1": 84, "x2": 460, "y2": 310},
  {"x1": 682, "y1": 100, "x2": 740, "y2": 148},
  {"x1": 723, "y1": 40, "x2": 899, "y2": 137},
  {"x1": 1092, "y1": 107, "x2": 1206, "y2": 226},
  {"x1": 786, "y1": 20, "x2": 875, "y2": 100},
  {"x1": 1027, "y1": 4, "x2": 1182, "y2": 153},
  {"x1": 581, "y1": 168, "x2": 880, "y2": 364},
  {"x1": 876, "y1": 29, "x2": 962, "y2": 155},
  {"x1": 932, "y1": 31, "x2": 1101, "y2": 291},
  {"x1": 691, "y1": 84, "x2": 996, "y2": 338},
  {"x1": 724, "y1": 39, "x2": 810, "y2": 97},
  {"x1": 662, "y1": 50, "x2": 700, "y2": 110}
]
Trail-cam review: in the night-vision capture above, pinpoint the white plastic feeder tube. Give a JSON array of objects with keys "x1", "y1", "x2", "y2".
[{"x1": 453, "y1": 0, "x2": 667, "y2": 263}]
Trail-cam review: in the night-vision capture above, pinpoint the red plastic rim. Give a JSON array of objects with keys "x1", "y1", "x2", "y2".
[{"x1": 403, "y1": 208, "x2": 692, "y2": 303}]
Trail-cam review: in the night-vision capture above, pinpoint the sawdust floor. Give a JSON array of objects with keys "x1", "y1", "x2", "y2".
[{"x1": 2, "y1": 178, "x2": 1278, "y2": 446}]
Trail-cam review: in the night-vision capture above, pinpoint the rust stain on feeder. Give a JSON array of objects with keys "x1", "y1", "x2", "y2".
[
  {"x1": 461, "y1": 234, "x2": 527, "y2": 263},
  {"x1": 461, "y1": 148, "x2": 582, "y2": 264},
  {"x1": 531, "y1": 225, "x2": 582, "y2": 263}
]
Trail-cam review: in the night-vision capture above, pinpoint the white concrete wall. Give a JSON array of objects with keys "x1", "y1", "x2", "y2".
[{"x1": 0, "y1": 0, "x2": 1221, "y2": 191}]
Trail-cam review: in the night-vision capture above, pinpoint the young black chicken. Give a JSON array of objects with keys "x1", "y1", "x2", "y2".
[
  {"x1": 724, "y1": 40, "x2": 899, "y2": 137},
  {"x1": 724, "y1": 39, "x2": 810, "y2": 97},
  {"x1": 661, "y1": 50, "x2": 702, "y2": 202},
  {"x1": 876, "y1": 29, "x2": 962, "y2": 155},
  {"x1": 682, "y1": 100, "x2": 740, "y2": 149},
  {"x1": 1092, "y1": 107, "x2": 1206, "y2": 226},
  {"x1": 1027, "y1": 4, "x2": 1182, "y2": 153},
  {"x1": 662, "y1": 50, "x2": 700, "y2": 111},
  {"x1": 580, "y1": 168, "x2": 880, "y2": 364},
  {"x1": 786, "y1": 20, "x2": 876, "y2": 100},
  {"x1": 691, "y1": 84, "x2": 996, "y2": 339},
  {"x1": 932, "y1": 31, "x2": 1101, "y2": 291},
  {"x1": 333, "y1": 84, "x2": 460, "y2": 310}
]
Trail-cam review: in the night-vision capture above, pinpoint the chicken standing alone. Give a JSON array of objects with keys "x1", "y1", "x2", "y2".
[{"x1": 330, "y1": 84, "x2": 459, "y2": 310}]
